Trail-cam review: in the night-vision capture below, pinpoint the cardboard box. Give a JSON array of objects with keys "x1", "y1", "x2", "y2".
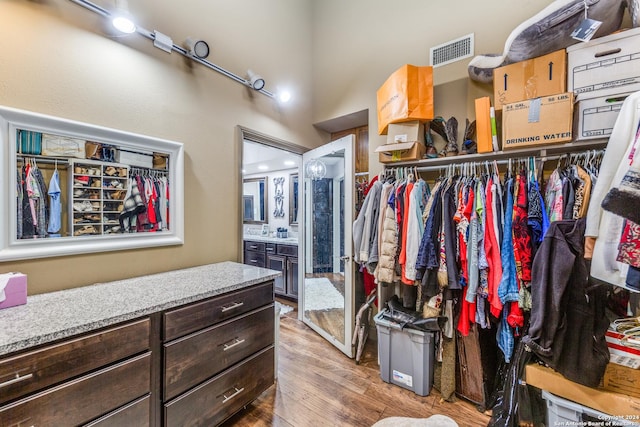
[
  {"x1": 376, "y1": 64, "x2": 434, "y2": 135},
  {"x1": 606, "y1": 329, "x2": 640, "y2": 369},
  {"x1": 493, "y1": 49, "x2": 567, "y2": 111},
  {"x1": 376, "y1": 141, "x2": 426, "y2": 164},
  {"x1": 502, "y1": 92, "x2": 574, "y2": 150},
  {"x1": 525, "y1": 363, "x2": 640, "y2": 417},
  {"x1": 574, "y1": 90, "x2": 632, "y2": 141},
  {"x1": 386, "y1": 121, "x2": 425, "y2": 145},
  {"x1": 0, "y1": 273, "x2": 27, "y2": 310},
  {"x1": 604, "y1": 362, "x2": 640, "y2": 399},
  {"x1": 567, "y1": 27, "x2": 640, "y2": 99}
]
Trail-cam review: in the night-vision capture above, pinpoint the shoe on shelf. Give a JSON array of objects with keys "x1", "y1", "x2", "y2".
[
  {"x1": 73, "y1": 189, "x2": 87, "y2": 198},
  {"x1": 74, "y1": 225, "x2": 98, "y2": 236},
  {"x1": 74, "y1": 176, "x2": 89, "y2": 186},
  {"x1": 104, "y1": 225, "x2": 121, "y2": 234},
  {"x1": 118, "y1": 168, "x2": 127, "y2": 177},
  {"x1": 104, "y1": 166, "x2": 117, "y2": 176},
  {"x1": 73, "y1": 200, "x2": 93, "y2": 212}
]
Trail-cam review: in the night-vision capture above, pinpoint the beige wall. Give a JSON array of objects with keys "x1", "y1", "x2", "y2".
[
  {"x1": 310, "y1": 0, "x2": 560, "y2": 174},
  {"x1": 0, "y1": 0, "x2": 320, "y2": 294}
]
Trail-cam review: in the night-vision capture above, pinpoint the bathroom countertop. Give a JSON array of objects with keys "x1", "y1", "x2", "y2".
[
  {"x1": 0, "y1": 261, "x2": 280, "y2": 356},
  {"x1": 243, "y1": 235, "x2": 299, "y2": 245}
]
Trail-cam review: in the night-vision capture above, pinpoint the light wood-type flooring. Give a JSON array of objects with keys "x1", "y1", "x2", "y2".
[{"x1": 223, "y1": 300, "x2": 491, "y2": 427}]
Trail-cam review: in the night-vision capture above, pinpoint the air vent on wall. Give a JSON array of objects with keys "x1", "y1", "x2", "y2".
[{"x1": 430, "y1": 33, "x2": 474, "y2": 68}]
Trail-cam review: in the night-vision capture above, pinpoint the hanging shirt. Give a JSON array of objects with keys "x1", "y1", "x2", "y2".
[
  {"x1": 512, "y1": 171, "x2": 533, "y2": 289},
  {"x1": 484, "y1": 175, "x2": 503, "y2": 319},
  {"x1": 47, "y1": 169, "x2": 61, "y2": 235}
]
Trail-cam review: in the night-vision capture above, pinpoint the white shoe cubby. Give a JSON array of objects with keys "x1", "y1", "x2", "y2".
[{"x1": 69, "y1": 159, "x2": 129, "y2": 237}]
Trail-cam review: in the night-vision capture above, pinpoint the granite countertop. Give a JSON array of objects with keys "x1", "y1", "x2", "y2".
[
  {"x1": 243, "y1": 235, "x2": 299, "y2": 245},
  {"x1": 0, "y1": 261, "x2": 280, "y2": 356}
]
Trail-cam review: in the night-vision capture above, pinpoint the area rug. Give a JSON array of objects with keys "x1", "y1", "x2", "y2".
[
  {"x1": 371, "y1": 415, "x2": 459, "y2": 427},
  {"x1": 275, "y1": 300, "x2": 294, "y2": 316},
  {"x1": 302, "y1": 277, "x2": 344, "y2": 311}
]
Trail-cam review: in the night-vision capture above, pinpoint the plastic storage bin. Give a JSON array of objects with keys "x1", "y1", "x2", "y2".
[
  {"x1": 374, "y1": 311, "x2": 436, "y2": 396},
  {"x1": 542, "y1": 390, "x2": 640, "y2": 427}
]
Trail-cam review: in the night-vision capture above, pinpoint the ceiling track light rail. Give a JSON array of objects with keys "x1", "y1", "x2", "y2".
[{"x1": 67, "y1": 0, "x2": 277, "y2": 99}]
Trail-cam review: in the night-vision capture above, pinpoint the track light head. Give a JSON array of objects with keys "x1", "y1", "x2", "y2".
[
  {"x1": 247, "y1": 69, "x2": 265, "y2": 91},
  {"x1": 184, "y1": 37, "x2": 210, "y2": 59},
  {"x1": 111, "y1": 0, "x2": 136, "y2": 34}
]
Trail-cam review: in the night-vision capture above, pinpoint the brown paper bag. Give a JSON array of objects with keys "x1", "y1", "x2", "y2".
[{"x1": 376, "y1": 64, "x2": 434, "y2": 135}]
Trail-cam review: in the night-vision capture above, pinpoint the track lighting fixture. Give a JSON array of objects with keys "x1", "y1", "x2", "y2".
[
  {"x1": 247, "y1": 70, "x2": 265, "y2": 91},
  {"x1": 184, "y1": 37, "x2": 210, "y2": 59},
  {"x1": 68, "y1": 0, "x2": 292, "y2": 102},
  {"x1": 111, "y1": 0, "x2": 136, "y2": 34}
]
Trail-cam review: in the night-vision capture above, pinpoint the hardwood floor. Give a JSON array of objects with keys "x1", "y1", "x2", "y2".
[{"x1": 223, "y1": 303, "x2": 491, "y2": 427}]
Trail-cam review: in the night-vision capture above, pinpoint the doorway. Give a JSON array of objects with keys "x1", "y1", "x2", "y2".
[
  {"x1": 238, "y1": 119, "x2": 366, "y2": 359},
  {"x1": 238, "y1": 127, "x2": 305, "y2": 304}
]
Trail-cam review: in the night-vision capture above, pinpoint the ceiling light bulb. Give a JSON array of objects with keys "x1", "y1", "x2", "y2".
[
  {"x1": 278, "y1": 90, "x2": 291, "y2": 103},
  {"x1": 247, "y1": 69, "x2": 265, "y2": 91},
  {"x1": 112, "y1": 15, "x2": 136, "y2": 33},
  {"x1": 111, "y1": 0, "x2": 135, "y2": 33}
]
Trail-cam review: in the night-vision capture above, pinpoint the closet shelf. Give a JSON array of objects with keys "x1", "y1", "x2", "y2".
[{"x1": 384, "y1": 140, "x2": 608, "y2": 171}]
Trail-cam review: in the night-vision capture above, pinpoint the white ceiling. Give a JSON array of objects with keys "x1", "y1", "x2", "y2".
[{"x1": 243, "y1": 140, "x2": 301, "y2": 176}]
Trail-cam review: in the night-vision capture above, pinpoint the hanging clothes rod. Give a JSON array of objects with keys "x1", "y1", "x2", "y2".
[
  {"x1": 386, "y1": 150, "x2": 604, "y2": 173},
  {"x1": 355, "y1": 171, "x2": 369, "y2": 176},
  {"x1": 16, "y1": 155, "x2": 70, "y2": 167}
]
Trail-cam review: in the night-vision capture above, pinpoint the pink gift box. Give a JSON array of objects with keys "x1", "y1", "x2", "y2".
[{"x1": 0, "y1": 273, "x2": 27, "y2": 310}]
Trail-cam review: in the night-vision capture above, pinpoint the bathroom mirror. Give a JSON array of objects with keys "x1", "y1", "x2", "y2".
[
  {"x1": 0, "y1": 105, "x2": 184, "y2": 262},
  {"x1": 289, "y1": 173, "x2": 298, "y2": 225},
  {"x1": 243, "y1": 177, "x2": 268, "y2": 224}
]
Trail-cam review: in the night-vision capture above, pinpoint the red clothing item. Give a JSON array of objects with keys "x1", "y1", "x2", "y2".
[
  {"x1": 364, "y1": 175, "x2": 379, "y2": 196},
  {"x1": 512, "y1": 172, "x2": 532, "y2": 287},
  {"x1": 484, "y1": 177, "x2": 504, "y2": 318},
  {"x1": 457, "y1": 285, "x2": 477, "y2": 336}
]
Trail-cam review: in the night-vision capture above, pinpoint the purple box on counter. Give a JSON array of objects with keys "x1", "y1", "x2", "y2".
[{"x1": 0, "y1": 273, "x2": 27, "y2": 310}]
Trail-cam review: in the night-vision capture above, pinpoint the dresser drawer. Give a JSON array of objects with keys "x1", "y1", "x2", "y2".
[
  {"x1": 164, "y1": 346, "x2": 274, "y2": 427},
  {"x1": 0, "y1": 318, "x2": 150, "y2": 405},
  {"x1": 163, "y1": 281, "x2": 273, "y2": 341},
  {"x1": 0, "y1": 352, "x2": 151, "y2": 427},
  {"x1": 164, "y1": 305, "x2": 274, "y2": 400},
  {"x1": 84, "y1": 394, "x2": 150, "y2": 427},
  {"x1": 276, "y1": 244, "x2": 297, "y2": 257},
  {"x1": 265, "y1": 242, "x2": 276, "y2": 254},
  {"x1": 244, "y1": 241, "x2": 266, "y2": 252},
  {"x1": 244, "y1": 249, "x2": 266, "y2": 268}
]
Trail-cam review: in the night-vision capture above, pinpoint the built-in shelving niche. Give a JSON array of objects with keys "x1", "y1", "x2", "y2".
[{"x1": 0, "y1": 105, "x2": 184, "y2": 261}]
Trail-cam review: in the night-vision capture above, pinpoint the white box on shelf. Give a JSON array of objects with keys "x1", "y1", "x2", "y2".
[
  {"x1": 118, "y1": 149, "x2": 153, "y2": 169},
  {"x1": 574, "y1": 89, "x2": 633, "y2": 141},
  {"x1": 567, "y1": 27, "x2": 640, "y2": 99}
]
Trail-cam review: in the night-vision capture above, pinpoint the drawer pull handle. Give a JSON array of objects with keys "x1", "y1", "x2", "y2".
[
  {"x1": 0, "y1": 373, "x2": 33, "y2": 389},
  {"x1": 223, "y1": 338, "x2": 246, "y2": 351},
  {"x1": 221, "y1": 301, "x2": 244, "y2": 312},
  {"x1": 222, "y1": 387, "x2": 245, "y2": 404},
  {"x1": 249, "y1": 245, "x2": 258, "y2": 249},
  {"x1": 250, "y1": 260, "x2": 258, "y2": 263}
]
